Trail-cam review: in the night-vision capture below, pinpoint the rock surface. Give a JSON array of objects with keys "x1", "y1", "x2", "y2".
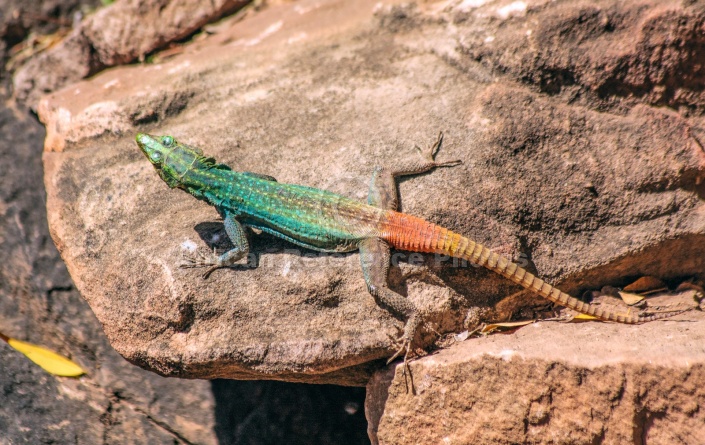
[
  {"x1": 37, "y1": 0, "x2": 705, "y2": 388},
  {"x1": 13, "y1": 0, "x2": 250, "y2": 109},
  {"x1": 367, "y1": 307, "x2": 705, "y2": 445}
]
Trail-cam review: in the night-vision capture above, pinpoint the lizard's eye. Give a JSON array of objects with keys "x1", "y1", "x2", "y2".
[
  {"x1": 162, "y1": 136, "x2": 174, "y2": 146},
  {"x1": 150, "y1": 151, "x2": 163, "y2": 162}
]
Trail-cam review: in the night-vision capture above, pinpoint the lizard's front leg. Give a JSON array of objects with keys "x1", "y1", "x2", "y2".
[{"x1": 181, "y1": 211, "x2": 249, "y2": 279}]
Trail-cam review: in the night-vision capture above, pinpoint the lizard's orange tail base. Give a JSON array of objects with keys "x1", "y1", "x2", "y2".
[{"x1": 380, "y1": 211, "x2": 677, "y2": 323}]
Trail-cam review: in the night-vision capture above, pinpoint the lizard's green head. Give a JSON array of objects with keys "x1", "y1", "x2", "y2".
[{"x1": 136, "y1": 133, "x2": 206, "y2": 189}]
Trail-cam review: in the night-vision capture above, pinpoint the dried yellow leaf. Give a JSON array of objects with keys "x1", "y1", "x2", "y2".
[
  {"x1": 7, "y1": 338, "x2": 85, "y2": 377},
  {"x1": 571, "y1": 313, "x2": 599, "y2": 321},
  {"x1": 618, "y1": 291, "x2": 646, "y2": 305}
]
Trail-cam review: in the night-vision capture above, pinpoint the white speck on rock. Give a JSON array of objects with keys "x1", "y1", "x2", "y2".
[
  {"x1": 497, "y1": 1, "x2": 527, "y2": 19},
  {"x1": 498, "y1": 349, "x2": 516, "y2": 361},
  {"x1": 294, "y1": 3, "x2": 321, "y2": 15},
  {"x1": 457, "y1": 0, "x2": 491, "y2": 11},
  {"x1": 103, "y1": 79, "x2": 119, "y2": 89},
  {"x1": 287, "y1": 32, "x2": 308, "y2": 45},
  {"x1": 167, "y1": 60, "x2": 191, "y2": 74},
  {"x1": 239, "y1": 20, "x2": 284, "y2": 47},
  {"x1": 243, "y1": 88, "x2": 269, "y2": 102},
  {"x1": 181, "y1": 239, "x2": 198, "y2": 252}
]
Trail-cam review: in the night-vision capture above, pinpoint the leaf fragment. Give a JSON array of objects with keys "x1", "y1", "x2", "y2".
[
  {"x1": 676, "y1": 281, "x2": 705, "y2": 295},
  {"x1": 570, "y1": 313, "x2": 599, "y2": 321},
  {"x1": 623, "y1": 276, "x2": 666, "y2": 293},
  {"x1": 481, "y1": 320, "x2": 534, "y2": 334},
  {"x1": 6, "y1": 338, "x2": 85, "y2": 377},
  {"x1": 454, "y1": 330, "x2": 470, "y2": 341},
  {"x1": 618, "y1": 291, "x2": 646, "y2": 306}
]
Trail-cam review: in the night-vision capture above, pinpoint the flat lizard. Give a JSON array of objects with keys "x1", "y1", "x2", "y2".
[{"x1": 136, "y1": 132, "x2": 679, "y2": 366}]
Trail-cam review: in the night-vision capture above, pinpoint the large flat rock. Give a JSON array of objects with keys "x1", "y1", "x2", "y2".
[{"x1": 38, "y1": 0, "x2": 705, "y2": 386}]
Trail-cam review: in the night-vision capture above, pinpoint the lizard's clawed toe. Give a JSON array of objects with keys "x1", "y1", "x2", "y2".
[
  {"x1": 387, "y1": 333, "x2": 415, "y2": 365},
  {"x1": 179, "y1": 248, "x2": 220, "y2": 270},
  {"x1": 435, "y1": 159, "x2": 463, "y2": 168},
  {"x1": 387, "y1": 335, "x2": 415, "y2": 394}
]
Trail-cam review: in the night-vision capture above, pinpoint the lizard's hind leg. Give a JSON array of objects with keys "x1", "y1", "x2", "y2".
[
  {"x1": 361, "y1": 133, "x2": 462, "y2": 386},
  {"x1": 359, "y1": 237, "x2": 418, "y2": 388}
]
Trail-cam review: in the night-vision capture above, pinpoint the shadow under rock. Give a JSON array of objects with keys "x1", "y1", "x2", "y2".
[{"x1": 211, "y1": 380, "x2": 370, "y2": 445}]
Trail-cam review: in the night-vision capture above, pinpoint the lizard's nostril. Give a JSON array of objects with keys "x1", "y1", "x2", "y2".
[{"x1": 136, "y1": 133, "x2": 151, "y2": 145}]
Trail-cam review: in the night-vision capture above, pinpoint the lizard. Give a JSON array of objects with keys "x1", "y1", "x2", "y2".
[{"x1": 136, "y1": 132, "x2": 681, "y2": 368}]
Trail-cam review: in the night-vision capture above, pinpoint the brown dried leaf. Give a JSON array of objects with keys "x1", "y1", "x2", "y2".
[
  {"x1": 623, "y1": 276, "x2": 666, "y2": 293},
  {"x1": 676, "y1": 281, "x2": 705, "y2": 295}
]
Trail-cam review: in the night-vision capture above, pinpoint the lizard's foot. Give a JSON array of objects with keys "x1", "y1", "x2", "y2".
[
  {"x1": 386, "y1": 337, "x2": 411, "y2": 365},
  {"x1": 180, "y1": 248, "x2": 224, "y2": 279},
  {"x1": 415, "y1": 132, "x2": 462, "y2": 169},
  {"x1": 387, "y1": 335, "x2": 415, "y2": 394}
]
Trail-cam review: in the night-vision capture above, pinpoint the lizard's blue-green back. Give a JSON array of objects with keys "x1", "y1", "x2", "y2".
[{"x1": 136, "y1": 133, "x2": 383, "y2": 251}]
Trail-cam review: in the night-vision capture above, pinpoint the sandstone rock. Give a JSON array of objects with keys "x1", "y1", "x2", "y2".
[
  {"x1": 37, "y1": 0, "x2": 705, "y2": 392},
  {"x1": 367, "y1": 306, "x2": 705, "y2": 445},
  {"x1": 13, "y1": 0, "x2": 249, "y2": 109}
]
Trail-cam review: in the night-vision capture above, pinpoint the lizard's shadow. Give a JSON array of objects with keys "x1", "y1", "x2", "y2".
[{"x1": 192, "y1": 222, "x2": 357, "y2": 269}]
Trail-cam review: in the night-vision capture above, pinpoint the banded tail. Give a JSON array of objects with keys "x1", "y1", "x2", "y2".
[{"x1": 380, "y1": 211, "x2": 677, "y2": 323}]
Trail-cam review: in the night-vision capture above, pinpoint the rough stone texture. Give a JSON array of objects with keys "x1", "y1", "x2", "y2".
[
  {"x1": 0, "y1": 0, "x2": 101, "y2": 69},
  {"x1": 367, "y1": 308, "x2": 705, "y2": 445},
  {"x1": 36, "y1": 0, "x2": 705, "y2": 389},
  {"x1": 463, "y1": 0, "x2": 705, "y2": 114},
  {"x1": 13, "y1": 0, "x2": 250, "y2": 109}
]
